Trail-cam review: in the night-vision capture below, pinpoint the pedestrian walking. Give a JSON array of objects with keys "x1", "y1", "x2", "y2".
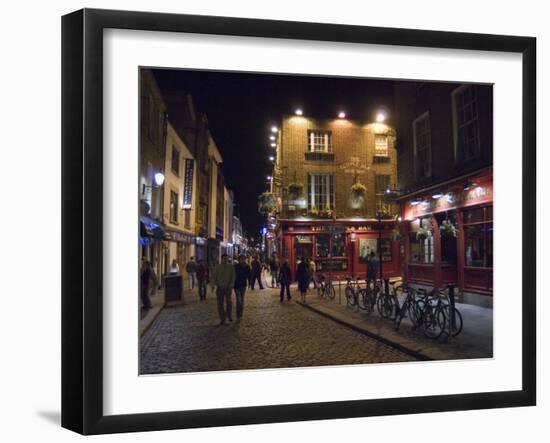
[
  {"x1": 169, "y1": 259, "x2": 180, "y2": 275},
  {"x1": 269, "y1": 255, "x2": 280, "y2": 288},
  {"x1": 140, "y1": 257, "x2": 153, "y2": 310},
  {"x1": 196, "y1": 259, "x2": 208, "y2": 300},
  {"x1": 309, "y1": 259, "x2": 317, "y2": 289},
  {"x1": 366, "y1": 250, "x2": 380, "y2": 291},
  {"x1": 211, "y1": 254, "x2": 236, "y2": 325},
  {"x1": 278, "y1": 257, "x2": 292, "y2": 302},
  {"x1": 185, "y1": 257, "x2": 197, "y2": 290},
  {"x1": 296, "y1": 257, "x2": 310, "y2": 303},
  {"x1": 233, "y1": 254, "x2": 251, "y2": 320},
  {"x1": 250, "y1": 256, "x2": 264, "y2": 290}
]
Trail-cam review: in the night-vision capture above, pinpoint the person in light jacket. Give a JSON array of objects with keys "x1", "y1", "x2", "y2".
[{"x1": 211, "y1": 254, "x2": 236, "y2": 325}]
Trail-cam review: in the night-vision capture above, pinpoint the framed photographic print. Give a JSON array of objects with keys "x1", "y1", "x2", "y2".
[{"x1": 61, "y1": 8, "x2": 536, "y2": 435}]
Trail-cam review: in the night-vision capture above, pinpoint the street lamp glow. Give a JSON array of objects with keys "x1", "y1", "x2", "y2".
[
  {"x1": 154, "y1": 172, "x2": 165, "y2": 186},
  {"x1": 266, "y1": 175, "x2": 272, "y2": 180},
  {"x1": 269, "y1": 156, "x2": 275, "y2": 161},
  {"x1": 295, "y1": 108, "x2": 303, "y2": 116},
  {"x1": 271, "y1": 126, "x2": 278, "y2": 133},
  {"x1": 269, "y1": 135, "x2": 276, "y2": 141},
  {"x1": 270, "y1": 142, "x2": 276, "y2": 148},
  {"x1": 376, "y1": 112, "x2": 386, "y2": 123},
  {"x1": 338, "y1": 111, "x2": 346, "y2": 119}
]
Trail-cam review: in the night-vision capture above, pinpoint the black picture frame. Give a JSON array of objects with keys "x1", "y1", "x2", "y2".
[{"x1": 61, "y1": 8, "x2": 536, "y2": 435}]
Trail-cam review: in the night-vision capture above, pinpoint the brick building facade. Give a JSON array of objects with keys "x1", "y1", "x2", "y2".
[{"x1": 272, "y1": 114, "x2": 401, "y2": 280}]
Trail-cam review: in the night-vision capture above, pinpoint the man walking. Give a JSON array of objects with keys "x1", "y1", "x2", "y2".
[
  {"x1": 250, "y1": 256, "x2": 264, "y2": 290},
  {"x1": 196, "y1": 259, "x2": 208, "y2": 300},
  {"x1": 233, "y1": 254, "x2": 251, "y2": 320},
  {"x1": 211, "y1": 254, "x2": 236, "y2": 325},
  {"x1": 269, "y1": 255, "x2": 280, "y2": 288},
  {"x1": 185, "y1": 257, "x2": 197, "y2": 290},
  {"x1": 278, "y1": 257, "x2": 292, "y2": 302}
]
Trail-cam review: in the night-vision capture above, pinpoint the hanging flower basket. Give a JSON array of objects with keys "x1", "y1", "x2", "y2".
[
  {"x1": 349, "y1": 182, "x2": 367, "y2": 209},
  {"x1": 287, "y1": 183, "x2": 304, "y2": 200},
  {"x1": 416, "y1": 226, "x2": 432, "y2": 241},
  {"x1": 390, "y1": 229, "x2": 402, "y2": 241},
  {"x1": 440, "y1": 219, "x2": 457, "y2": 237},
  {"x1": 257, "y1": 192, "x2": 277, "y2": 215}
]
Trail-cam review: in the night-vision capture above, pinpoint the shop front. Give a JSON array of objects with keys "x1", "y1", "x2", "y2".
[
  {"x1": 277, "y1": 219, "x2": 401, "y2": 281},
  {"x1": 399, "y1": 168, "x2": 493, "y2": 306}
]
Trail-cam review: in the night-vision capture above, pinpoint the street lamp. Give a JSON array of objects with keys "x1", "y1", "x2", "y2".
[{"x1": 141, "y1": 171, "x2": 165, "y2": 195}]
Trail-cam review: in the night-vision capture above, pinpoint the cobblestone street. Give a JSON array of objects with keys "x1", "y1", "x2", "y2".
[{"x1": 140, "y1": 286, "x2": 416, "y2": 374}]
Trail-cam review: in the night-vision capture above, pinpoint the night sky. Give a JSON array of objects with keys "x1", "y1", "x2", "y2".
[{"x1": 152, "y1": 69, "x2": 395, "y2": 238}]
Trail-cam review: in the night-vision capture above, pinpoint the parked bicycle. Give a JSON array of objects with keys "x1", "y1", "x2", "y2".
[
  {"x1": 391, "y1": 282, "x2": 422, "y2": 331},
  {"x1": 415, "y1": 287, "x2": 463, "y2": 339},
  {"x1": 316, "y1": 274, "x2": 335, "y2": 300}
]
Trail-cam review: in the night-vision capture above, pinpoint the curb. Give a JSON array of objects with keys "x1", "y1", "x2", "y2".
[
  {"x1": 140, "y1": 304, "x2": 165, "y2": 337},
  {"x1": 297, "y1": 301, "x2": 432, "y2": 361}
]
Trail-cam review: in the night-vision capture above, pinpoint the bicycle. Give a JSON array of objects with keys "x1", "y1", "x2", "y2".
[
  {"x1": 391, "y1": 282, "x2": 422, "y2": 331},
  {"x1": 415, "y1": 288, "x2": 463, "y2": 339},
  {"x1": 316, "y1": 274, "x2": 335, "y2": 300},
  {"x1": 345, "y1": 277, "x2": 371, "y2": 311},
  {"x1": 375, "y1": 280, "x2": 395, "y2": 319}
]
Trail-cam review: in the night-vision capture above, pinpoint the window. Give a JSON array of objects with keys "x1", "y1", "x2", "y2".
[
  {"x1": 409, "y1": 218, "x2": 434, "y2": 264},
  {"x1": 413, "y1": 112, "x2": 432, "y2": 179},
  {"x1": 463, "y1": 205, "x2": 493, "y2": 268},
  {"x1": 315, "y1": 235, "x2": 330, "y2": 258},
  {"x1": 436, "y1": 212, "x2": 457, "y2": 265},
  {"x1": 169, "y1": 191, "x2": 178, "y2": 224},
  {"x1": 307, "y1": 174, "x2": 334, "y2": 211},
  {"x1": 184, "y1": 209, "x2": 191, "y2": 228},
  {"x1": 171, "y1": 147, "x2": 180, "y2": 175},
  {"x1": 374, "y1": 135, "x2": 389, "y2": 157},
  {"x1": 375, "y1": 175, "x2": 391, "y2": 213},
  {"x1": 332, "y1": 233, "x2": 345, "y2": 257},
  {"x1": 308, "y1": 130, "x2": 332, "y2": 153},
  {"x1": 452, "y1": 86, "x2": 480, "y2": 163}
]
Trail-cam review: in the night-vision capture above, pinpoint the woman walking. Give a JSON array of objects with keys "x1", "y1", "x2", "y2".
[{"x1": 296, "y1": 257, "x2": 311, "y2": 303}]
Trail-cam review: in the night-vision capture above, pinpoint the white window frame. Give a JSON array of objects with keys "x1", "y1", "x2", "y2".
[
  {"x1": 374, "y1": 135, "x2": 389, "y2": 157},
  {"x1": 308, "y1": 130, "x2": 332, "y2": 153},
  {"x1": 413, "y1": 112, "x2": 432, "y2": 179},
  {"x1": 308, "y1": 173, "x2": 334, "y2": 210},
  {"x1": 452, "y1": 85, "x2": 481, "y2": 163}
]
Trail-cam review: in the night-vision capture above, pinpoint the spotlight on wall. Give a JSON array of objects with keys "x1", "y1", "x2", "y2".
[
  {"x1": 432, "y1": 191, "x2": 444, "y2": 199},
  {"x1": 269, "y1": 135, "x2": 276, "y2": 141},
  {"x1": 376, "y1": 112, "x2": 386, "y2": 123},
  {"x1": 269, "y1": 156, "x2": 275, "y2": 161},
  {"x1": 271, "y1": 126, "x2": 278, "y2": 133},
  {"x1": 295, "y1": 108, "x2": 303, "y2": 116},
  {"x1": 410, "y1": 198, "x2": 422, "y2": 206},
  {"x1": 270, "y1": 143, "x2": 276, "y2": 148}
]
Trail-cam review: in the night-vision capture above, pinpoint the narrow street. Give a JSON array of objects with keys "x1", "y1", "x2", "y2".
[{"x1": 140, "y1": 286, "x2": 416, "y2": 374}]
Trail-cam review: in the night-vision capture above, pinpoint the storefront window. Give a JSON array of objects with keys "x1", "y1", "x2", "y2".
[
  {"x1": 359, "y1": 238, "x2": 392, "y2": 262},
  {"x1": 436, "y1": 212, "x2": 457, "y2": 265},
  {"x1": 464, "y1": 205, "x2": 493, "y2": 268},
  {"x1": 409, "y1": 218, "x2": 434, "y2": 264},
  {"x1": 332, "y1": 233, "x2": 345, "y2": 257},
  {"x1": 316, "y1": 234, "x2": 330, "y2": 257}
]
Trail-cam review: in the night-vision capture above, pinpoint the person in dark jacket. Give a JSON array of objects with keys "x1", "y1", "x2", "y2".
[
  {"x1": 366, "y1": 250, "x2": 380, "y2": 291},
  {"x1": 278, "y1": 257, "x2": 292, "y2": 302},
  {"x1": 250, "y1": 256, "x2": 264, "y2": 290},
  {"x1": 296, "y1": 257, "x2": 311, "y2": 303},
  {"x1": 196, "y1": 259, "x2": 208, "y2": 300},
  {"x1": 140, "y1": 257, "x2": 153, "y2": 310},
  {"x1": 233, "y1": 255, "x2": 251, "y2": 320},
  {"x1": 269, "y1": 255, "x2": 280, "y2": 288}
]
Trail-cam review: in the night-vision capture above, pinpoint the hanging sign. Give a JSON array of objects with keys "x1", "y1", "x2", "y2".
[{"x1": 183, "y1": 159, "x2": 194, "y2": 209}]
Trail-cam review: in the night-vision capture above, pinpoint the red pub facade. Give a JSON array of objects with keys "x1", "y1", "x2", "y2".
[{"x1": 398, "y1": 167, "x2": 493, "y2": 306}]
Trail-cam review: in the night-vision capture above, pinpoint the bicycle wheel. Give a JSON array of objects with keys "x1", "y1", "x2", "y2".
[
  {"x1": 326, "y1": 283, "x2": 336, "y2": 300},
  {"x1": 317, "y1": 284, "x2": 324, "y2": 298},
  {"x1": 423, "y1": 304, "x2": 444, "y2": 339},
  {"x1": 438, "y1": 305, "x2": 464, "y2": 337},
  {"x1": 358, "y1": 289, "x2": 371, "y2": 313},
  {"x1": 394, "y1": 304, "x2": 406, "y2": 330},
  {"x1": 345, "y1": 286, "x2": 356, "y2": 307},
  {"x1": 408, "y1": 298, "x2": 422, "y2": 327},
  {"x1": 377, "y1": 295, "x2": 394, "y2": 318}
]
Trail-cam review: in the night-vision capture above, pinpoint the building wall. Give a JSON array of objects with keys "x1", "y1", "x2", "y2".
[
  {"x1": 394, "y1": 82, "x2": 493, "y2": 192},
  {"x1": 139, "y1": 69, "x2": 167, "y2": 220},
  {"x1": 275, "y1": 115, "x2": 398, "y2": 219}
]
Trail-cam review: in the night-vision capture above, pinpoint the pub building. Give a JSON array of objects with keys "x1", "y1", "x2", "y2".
[
  {"x1": 397, "y1": 167, "x2": 493, "y2": 307},
  {"x1": 270, "y1": 111, "x2": 402, "y2": 281},
  {"x1": 277, "y1": 218, "x2": 401, "y2": 281}
]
